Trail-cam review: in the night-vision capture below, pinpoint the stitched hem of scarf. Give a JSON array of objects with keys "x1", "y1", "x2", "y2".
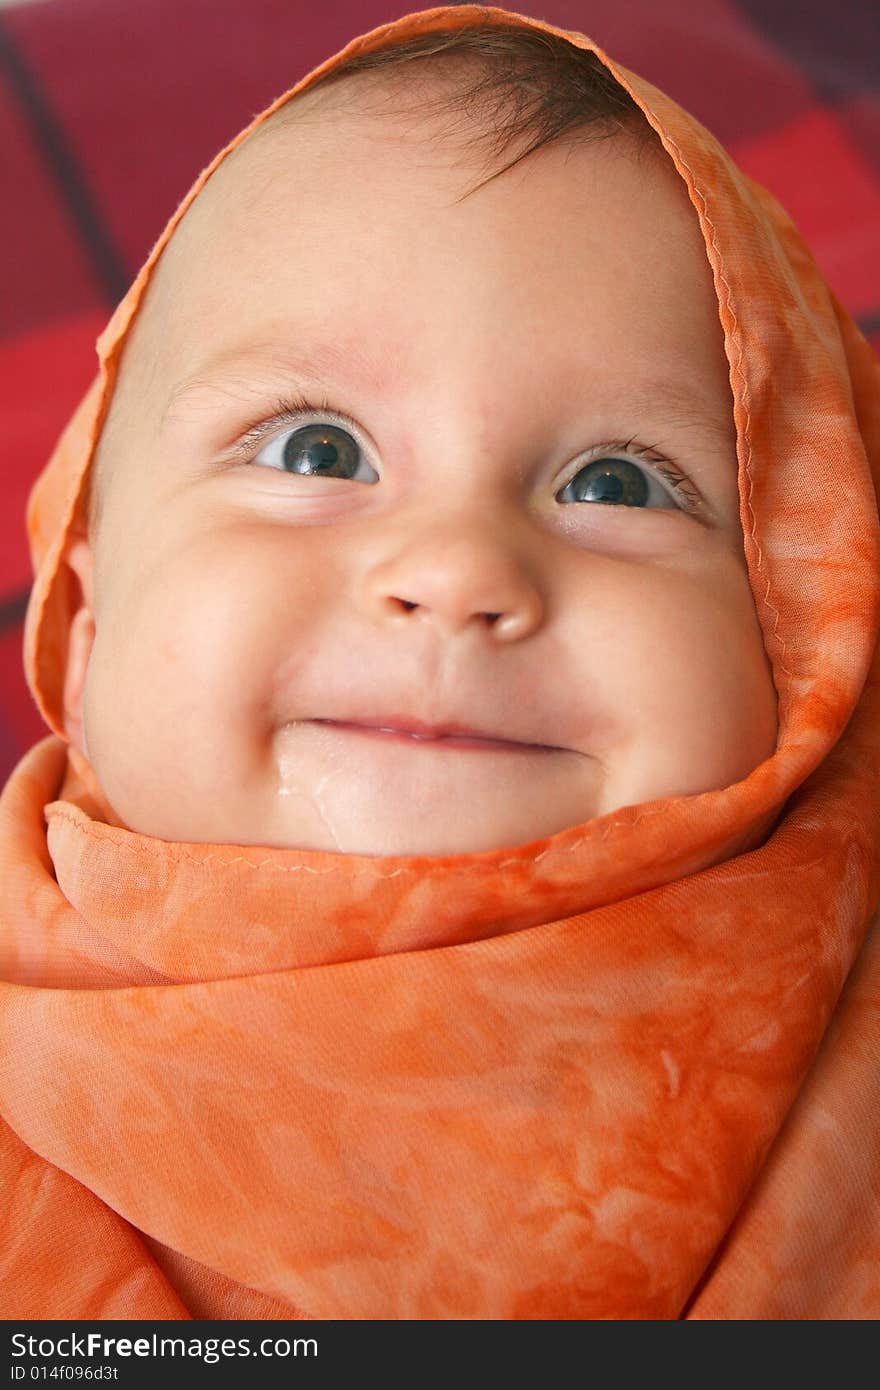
[
  {"x1": 657, "y1": 132, "x2": 795, "y2": 732},
  {"x1": 43, "y1": 799, "x2": 761, "y2": 878}
]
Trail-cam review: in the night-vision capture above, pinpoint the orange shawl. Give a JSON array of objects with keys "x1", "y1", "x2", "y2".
[{"x1": 2, "y1": 4, "x2": 879, "y2": 1320}]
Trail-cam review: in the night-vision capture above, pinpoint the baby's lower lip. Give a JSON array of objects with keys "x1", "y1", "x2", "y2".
[{"x1": 315, "y1": 719, "x2": 553, "y2": 752}]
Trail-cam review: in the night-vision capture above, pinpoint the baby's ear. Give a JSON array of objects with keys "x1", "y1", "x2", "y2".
[{"x1": 60, "y1": 530, "x2": 96, "y2": 758}]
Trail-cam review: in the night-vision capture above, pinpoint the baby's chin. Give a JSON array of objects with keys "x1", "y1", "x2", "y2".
[
  {"x1": 258, "y1": 717, "x2": 599, "y2": 857},
  {"x1": 255, "y1": 796, "x2": 589, "y2": 858}
]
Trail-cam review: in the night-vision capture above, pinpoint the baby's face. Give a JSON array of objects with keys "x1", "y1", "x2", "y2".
[{"x1": 63, "y1": 86, "x2": 778, "y2": 856}]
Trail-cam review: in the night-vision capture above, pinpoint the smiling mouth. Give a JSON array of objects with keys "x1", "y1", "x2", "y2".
[{"x1": 311, "y1": 719, "x2": 558, "y2": 753}]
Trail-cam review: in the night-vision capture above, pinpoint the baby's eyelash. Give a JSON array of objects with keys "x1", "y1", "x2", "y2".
[
  {"x1": 230, "y1": 393, "x2": 358, "y2": 457},
  {"x1": 588, "y1": 436, "x2": 703, "y2": 512},
  {"x1": 229, "y1": 394, "x2": 703, "y2": 513}
]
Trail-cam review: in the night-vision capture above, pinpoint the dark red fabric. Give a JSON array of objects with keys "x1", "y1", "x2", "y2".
[{"x1": 1, "y1": 0, "x2": 878, "y2": 785}]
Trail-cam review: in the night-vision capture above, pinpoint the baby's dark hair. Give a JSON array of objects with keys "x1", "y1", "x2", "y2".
[
  {"x1": 256, "y1": 10, "x2": 660, "y2": 202},
  {"x1": 84, "y1": 10, "x2": 658, "y2": 541}
]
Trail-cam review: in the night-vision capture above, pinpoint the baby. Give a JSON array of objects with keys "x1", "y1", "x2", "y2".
[
  {"x1": 8, "y1": 4, "x2": 877, "y2": 1325},
  {"x1": 57, "y1": 23, "x2": 779, "y2": 858}
]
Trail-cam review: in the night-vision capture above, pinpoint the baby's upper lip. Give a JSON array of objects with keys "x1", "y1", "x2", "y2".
[{"x1": 311, "y1": 713, "x2": 558, "y2": 748}]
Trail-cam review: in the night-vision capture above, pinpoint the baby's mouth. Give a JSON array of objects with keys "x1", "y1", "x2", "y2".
[{"x1": 310, "y1": 718, "x2": 559, "y2": 753}]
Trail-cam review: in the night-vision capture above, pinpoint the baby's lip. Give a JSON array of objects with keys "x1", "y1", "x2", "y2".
[{"x1": 310, "y1": 714, "x2": 563, "y2": 750}]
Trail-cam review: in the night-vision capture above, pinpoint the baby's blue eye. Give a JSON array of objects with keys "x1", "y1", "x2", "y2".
[
  {"x1": 255, "y1": 423, "x2": 378, "y2": 483},
  {"x1": 557, "y1": 456, "x2": 678, "y2": 509}
]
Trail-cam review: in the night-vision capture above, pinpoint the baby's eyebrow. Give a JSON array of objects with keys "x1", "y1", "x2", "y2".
[
  {"x1": 161, "y1": 339, "x2": 388, "y2": 429},
  {"x1": 161, "y1": 343, "x2": 735, "y2": 452},
  {"x1": 625, "y1": 377, "x2": 736, "y2": 446}
]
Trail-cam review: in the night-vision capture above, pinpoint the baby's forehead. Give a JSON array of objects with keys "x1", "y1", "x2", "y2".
[
  {"x1": 120, "y1": 38, "x2": 705, "y2": 398},
  {"x1": 166, "y1": 95, "x2": 679, "y2": 301},
  {"x1": 120, "y1": 78, "x2": 714, "y2": 445}
]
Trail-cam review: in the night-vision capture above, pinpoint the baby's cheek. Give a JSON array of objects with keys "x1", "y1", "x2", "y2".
[
  {"x1": 79, "y1": 576, "x2": 259, "y2": 837},
  {"x1": 103, "y1": 527, "x2": 320, "y2": 742}
]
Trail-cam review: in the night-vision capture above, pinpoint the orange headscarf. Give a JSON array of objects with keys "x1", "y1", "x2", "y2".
[{"x1": 2, "y1": 4, "x2": 879, "y2": 1320}]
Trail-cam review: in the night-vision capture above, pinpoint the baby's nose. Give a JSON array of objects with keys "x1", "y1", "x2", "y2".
[{"x1": 358, "y1": 521, "x2": 544, "y2": 642}]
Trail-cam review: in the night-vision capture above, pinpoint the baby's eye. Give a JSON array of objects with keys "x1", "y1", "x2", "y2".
[
  {"x1": 556, "y1": 452, "x2": 691, "y2": 511},
  {"x1": 252, "y1": 422, "x2": 379, "y2": 484}
]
